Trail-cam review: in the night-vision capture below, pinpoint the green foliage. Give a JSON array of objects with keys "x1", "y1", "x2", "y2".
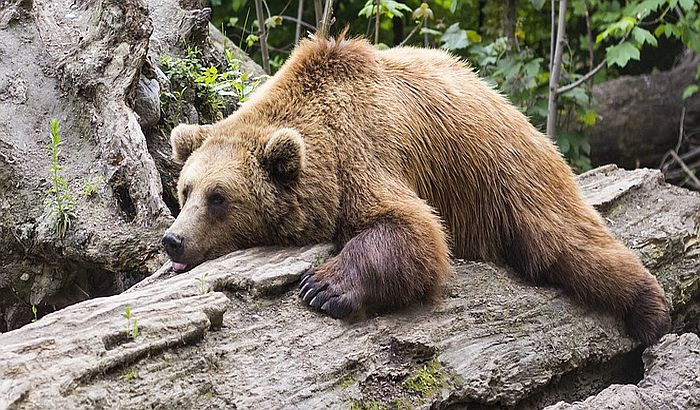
[
  {"x1": 31, "y1": 305, "x2": 38, "y2": 322},
  {"x1": 159, "y1": 47, "x2": 264, "y2": 127},
  {"x1": 337, "y1": 374, "x2": 355, "y2": 389},
  {"x1": 45, "y1": 119, "x2": 75, "y2": 239},
  {"x1": 349, "y1": 401, "x2": 388, "y2": 410},
  {"x1": 196, "y1": 272, "x2": 210, "y2": 295},
  {"x1": 403, "y1": 360, "x2": 444, "y2": 398},
  {"x1": 123, "y1": 305, "x2": 139, "y2": 340},
  {"x1": 82, "y1": 176, "x2": 103, "y2": 198},
  {"x1": 359, "y1": 1, "x2": 413, "y2": 19},
  {"x1": 121, "y1": 369, "x2": 139, "y2": 381}
]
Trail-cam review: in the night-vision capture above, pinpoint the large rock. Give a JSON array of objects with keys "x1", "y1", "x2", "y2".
[
  {"x1": 546, "y1": 333, "x2": 700, "y2": 409},
  {"x1": 0, "y1": 0, "x2": 262, "y2": 331},
  {"x1": 1, "y1": 166, "x2": 698, "y2": 409}
]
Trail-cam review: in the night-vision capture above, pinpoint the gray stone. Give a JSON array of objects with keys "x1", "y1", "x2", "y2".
[
  {"x1": 0, "y1": 166, "x2": 698, "y2": 409},
  {"x1": 133, "y1": 74, "x2": 161, "y2": 129},
  {"x1": 546, "y1": 333, "x2": 700, "y2": 409}
]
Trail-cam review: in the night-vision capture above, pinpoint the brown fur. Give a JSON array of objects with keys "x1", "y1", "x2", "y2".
[{"x1": 165, "y1": 34, "x2": 670, "y2": 344}]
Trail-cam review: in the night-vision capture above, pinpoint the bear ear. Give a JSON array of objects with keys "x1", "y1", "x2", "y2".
[
  {"x1": 170, "y1": 124, "x2": 212, "y2": 162},
  {"x1": 260, "y1": 128, "x2": 305, "y2": 182}
]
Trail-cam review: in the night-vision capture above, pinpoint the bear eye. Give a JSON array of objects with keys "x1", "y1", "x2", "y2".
[{"x1": 209, "y1": 192, "x2": 226, "y2": 206}]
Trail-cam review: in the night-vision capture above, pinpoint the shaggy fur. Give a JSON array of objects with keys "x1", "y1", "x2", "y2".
[{"x1": 165, "y1": 34, "x2": 671, "y2": 345}]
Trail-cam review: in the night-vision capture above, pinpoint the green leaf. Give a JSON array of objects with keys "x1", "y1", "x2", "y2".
[
  {"x1": 359, "y1": 0, "x2": 412, "y2": 19},
  {"x1": 633, "y1": 0, "x2": 665, "y2": 18},
  {"x1": 605, "y1": 42, "x2": 641, "y2": 67},
  {"x1": 687, "y1": 31, "x2": 700, "y2": 54},
  {"x1": 420, "y1": 28, "x2": 442, "y2": 36},
  {"x1": 383, "y1": 1, "x2": 412, "y2": 18},
  {"x1": 412, "y1": 3, "x2": 434, "y2": 20},
  {"x1": 580, "y1": 110, "x2": 598, "y2": 126},
  {"x1": 679, "y1": 0, "x2": 694, "y2": 11},
  {"x1": 449, "y1": 0, "x2": 460, "y2": 13},
  {"x1": 530, "y1": 0, "x2": 546, "y2": 10},
  {"x1": 264, "y1": 15, "x2": 283, "y2": 29},
  {"x1": 632, "y1": 27, "x2": 658, "y2": 47},
  {"x1": 557, "y1": 137, "x2": 571, "y2": 154},
  {"x1": 358, "y1": 1, "x2": 375, "y2": 18},
  {"x1": 562, "y1": 87, "x2": 589, "y2": 105},
  {"x1": 466, "y1": 30, "x2": 482, "y2": 44},
  {"x1": 440, "y1": 23, "x2": 470, "y2": 50},
  {"x1": 682, "y1": 84, "x2": 699, "y2": 100},
  {"x1": 245, "y1": 34, "x2": 258, "y2": 48},
  {"x1": 663, "y1": 24, "x2": 682, "y2": 38},
  {"x1": 580, "y1": 140, "x2": 591, "y2": 155},
  {"x1": 654, "y1": 24, "x2": 666, "y2": 37}
]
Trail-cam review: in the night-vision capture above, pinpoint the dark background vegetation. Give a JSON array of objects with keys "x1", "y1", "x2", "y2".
[{"x1": 202, "y1": 0, "x2": 700, "y2": 186}]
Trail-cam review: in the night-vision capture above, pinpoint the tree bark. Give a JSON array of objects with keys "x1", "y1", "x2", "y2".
[
  {"x1": 505, "y1": 0, "x2": 517, "y2": 51},
  {"x1": 547, "y1": 0, "x2": 567, "y2": 139},
  {"x1": 0, "y1": 0, "x2": 263, "y2": 332}
]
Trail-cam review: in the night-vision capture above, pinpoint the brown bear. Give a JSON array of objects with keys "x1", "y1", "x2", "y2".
[{"x1": 163, "y1": 33, "x2": 671, "y2": 345}]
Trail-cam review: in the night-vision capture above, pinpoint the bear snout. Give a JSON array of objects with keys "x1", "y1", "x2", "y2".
[{"x1": 162, "y1": 232, "x2": 185, "y2": 259}]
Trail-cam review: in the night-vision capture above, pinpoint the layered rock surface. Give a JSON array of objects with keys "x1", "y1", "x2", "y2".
[{"x1": 1, "y1": 166, "x2": 698, "y2": 409}]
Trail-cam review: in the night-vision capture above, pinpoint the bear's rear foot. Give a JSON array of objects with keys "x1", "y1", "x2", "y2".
[{"x1": 624, "y1": 280, "x2": 671, "y2": 345}]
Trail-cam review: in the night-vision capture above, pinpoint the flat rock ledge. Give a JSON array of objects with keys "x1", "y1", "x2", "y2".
[{"x1": 1, "y1": 165, "x2": 699, "y2": 409}]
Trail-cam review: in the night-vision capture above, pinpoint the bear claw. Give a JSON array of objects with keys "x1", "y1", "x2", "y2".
[
  {"x1": 299, "y1": 267, "x2": 356, "y2": 318},
  {"x1": 320, "y1": 296, "x2": 354, "y2": 318}
]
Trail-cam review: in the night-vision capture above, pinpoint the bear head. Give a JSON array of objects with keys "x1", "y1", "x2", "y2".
[{"x1": 162, "y1": 123, "x2": 306, "y2": 272}]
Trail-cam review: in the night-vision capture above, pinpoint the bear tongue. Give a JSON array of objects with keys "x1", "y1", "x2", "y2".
[{"x1": 172, "y1": 261, "x2": 187, "y2": 272}]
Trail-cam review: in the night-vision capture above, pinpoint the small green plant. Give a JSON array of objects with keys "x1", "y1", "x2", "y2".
[
  {"x1": 159, "y1": 47, "x2": 264, "y2": 126},
  {"x1": 349, "y1": 400, "x2": 388, "y2": 410},
  {"x1": 403, "y1": 360, "x2": 444, "y2": 398},
  {"x1": 45, "y1": 119, "x2": 76, "y2": 239},
  {"x1": 338, "y1": 374, "x2": 355, "y2": 389},
  {"x1": 31, "y1": 305, "x2": 38, "y2": 322},
  {"x1": 123, "y1": 305, "x2": 139, "y2": 340},
  {"x1": 196, "y1": 272, "x2": 210, "y2": 295},
  {"x1": 82, "y1": 176, "x2": 104, "y2": 198},
  {"x1": 314, "y1": 253, "x2": 328, "y2": 266},
  {"x1": 121, "y1": 369, "x2": 138, "y2": 381}
]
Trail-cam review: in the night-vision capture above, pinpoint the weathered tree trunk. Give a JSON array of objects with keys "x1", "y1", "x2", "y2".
[
  {"x1": 0, "y1": 0, "x2": 262, "y2": 332},
  {"x1": 589, "y1": 53, "x2": 700, "y2": 169}
]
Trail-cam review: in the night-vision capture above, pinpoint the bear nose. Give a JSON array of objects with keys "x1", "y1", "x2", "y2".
[{"x1": 162, "y1": 233, "x2": 184, "y2": 258}]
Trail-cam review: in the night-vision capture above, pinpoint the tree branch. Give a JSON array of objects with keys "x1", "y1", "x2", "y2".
[
  {"x1": 294, "y1": 0, "x2": 304, "y2": 44},
  {"x1": 399, "y1": 18, "x2": 423, "y2": 47},
  {"x1": 556, "y1": 60, "x2": 605, "y2": 94},
  {"x1": 546, "y1": 0, "x2": 567, "y2": 139},
  {"x1": 670, "y1": 150, "x2": 700, "y2": 189},
  {"x1": 314, "y1": 0, "x2": 322, "y2": 28},
  {"x1": 374, "y1": 0, "x2": 380, "y2": 44},
  {"x1": 254, "y1": 0, "x2": 271, "y2": 74},
  {"x1": 282, "y1": 15, "x2": 316, "y2": 32},
  {"x1": 549, "y1": 0, "x2": 555, "y2": 73}
]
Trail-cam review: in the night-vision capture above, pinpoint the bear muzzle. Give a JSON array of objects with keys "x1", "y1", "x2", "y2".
[{"x1": 162, "y1": 233, "x2": 188, "y2": 272}]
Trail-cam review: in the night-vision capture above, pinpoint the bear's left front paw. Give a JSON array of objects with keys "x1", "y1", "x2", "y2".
[{"x1": 298, "y1": 263, "x2": 358, "y2": 319}]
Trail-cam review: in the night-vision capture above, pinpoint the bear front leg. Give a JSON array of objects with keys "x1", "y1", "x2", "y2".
[{"x1": 299, "y1": 201, "x2": 452, "y2": 318}]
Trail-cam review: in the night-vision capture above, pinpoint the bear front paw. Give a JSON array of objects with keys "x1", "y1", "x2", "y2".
[{"x1": 299, "y1": 264, "x2": 358, "y2": 319}]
